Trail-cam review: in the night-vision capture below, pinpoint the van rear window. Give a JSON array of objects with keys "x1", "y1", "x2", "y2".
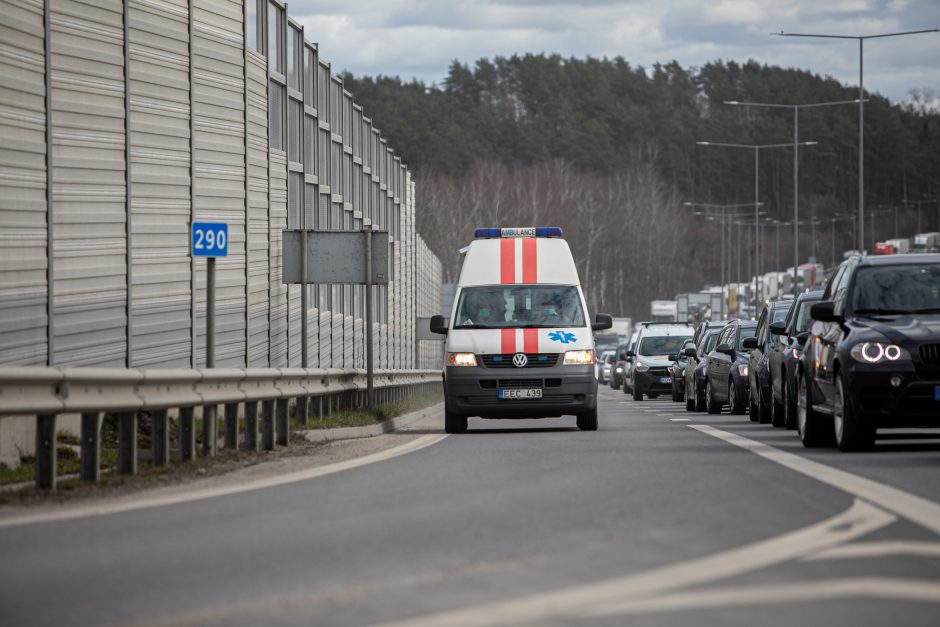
[{"x1": 455, "y1": 286, "x2": 586, "y2": 329}]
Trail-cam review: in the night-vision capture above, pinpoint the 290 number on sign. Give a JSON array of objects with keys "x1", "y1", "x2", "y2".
[{"x1": 192, "y1": 222, "x2": 228, "y2": 257}]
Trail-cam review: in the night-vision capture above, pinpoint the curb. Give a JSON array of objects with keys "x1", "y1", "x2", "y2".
[{"x1": 297, "y1": 402, "x2": 444, "y2": 445}]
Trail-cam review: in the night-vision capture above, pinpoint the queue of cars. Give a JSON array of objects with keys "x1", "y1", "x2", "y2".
[{"x1": 614, "y1": 253, "x2": 940, "y2": 452}]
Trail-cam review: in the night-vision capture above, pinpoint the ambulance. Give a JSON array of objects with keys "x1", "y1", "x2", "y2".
[{"x1": 430, "y1": 227, "x2": 613, "y2": 433}]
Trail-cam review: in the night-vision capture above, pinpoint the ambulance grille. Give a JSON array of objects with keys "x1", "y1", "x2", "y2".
[{"x1": 481, "y1": 353, "x2": 559, "y2": 368}]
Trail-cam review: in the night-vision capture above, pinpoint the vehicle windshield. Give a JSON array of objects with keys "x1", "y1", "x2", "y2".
[
  {"x1": 454, "y1": 285, "x2": 586, "y2": 329},
  {"x1": 637, "y1": 335, "x2": 692, "y2": 357},
  {"x1": 794, "y1": 298, "x2": 821, "y2": 333},
  {"x1": 851, "y1": 264, "x2": 940, "y2": 314},
  {"x1": 736, "y1": 326, "x2": 757, "y2": 350}
]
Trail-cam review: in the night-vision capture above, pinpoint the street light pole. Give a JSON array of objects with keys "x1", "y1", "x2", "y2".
[
  {"x1": 684, "y1": 201, "x2": 762, "y2": 318},
  {"x1": 725, "y1": 99, "x2": 856, "y2": 293},
  {"x1": 698, "y1": 138, "x2": 818, "y2": 300},
  {"x1": 773, "y1": 28, "x2": 940, "y2": 253}
]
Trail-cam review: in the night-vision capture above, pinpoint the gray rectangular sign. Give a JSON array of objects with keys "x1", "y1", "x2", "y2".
[{"x1": 283, "y1": 230, "x2": 390, "y2": 284}]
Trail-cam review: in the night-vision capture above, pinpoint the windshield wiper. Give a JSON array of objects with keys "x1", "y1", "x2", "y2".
[
  {"x1": 913, "y1": 307, "x2": 940, "y2": 314},
  {"x1": 453, "y1": 324, "x2": 498, "y2": 329}
]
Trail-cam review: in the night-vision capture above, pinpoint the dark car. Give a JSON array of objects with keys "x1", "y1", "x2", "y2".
[
  {"x1": 767, "y1": 290, "x2": 823, "y2": 429},
  {"x1": 611, "y1": 339, "x2": 631, "y2": 389},
  {"x1": 685, "y1": 324, "x2": 725, "y2": 412},
  {"x1": 798, "y1": 254, "x2": 940, "y2": 451},
  {"x1": 745, "y1": 299, "x2": 794, "y2": 424},
  {"x1": 704, "y1": 319, "x2": 758, "y2": 414},
  {"x1": 669, "y1": 340, "x2": 696, "y2": 402}
]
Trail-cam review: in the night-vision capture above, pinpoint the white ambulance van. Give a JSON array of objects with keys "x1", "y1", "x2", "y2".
[{"x1": 430, "y1": 227, "x2": 613, "y2": 433}]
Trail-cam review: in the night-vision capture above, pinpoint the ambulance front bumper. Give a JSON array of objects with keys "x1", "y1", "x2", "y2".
[{"x1": 443, "y1": 364, "x2": 597, "y2": 418}]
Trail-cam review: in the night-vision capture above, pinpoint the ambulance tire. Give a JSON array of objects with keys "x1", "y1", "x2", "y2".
[
  {"x1": 444, "y1": 410, "x2": 468, "y2": 434},
  {"x1": 577, "y1": 408, "x2": 598, "y2": 431}
]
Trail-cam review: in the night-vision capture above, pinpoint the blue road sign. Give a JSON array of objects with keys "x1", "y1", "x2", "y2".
[{"x1": 192, "y1": 222, "x2": 228, "y2": 257}]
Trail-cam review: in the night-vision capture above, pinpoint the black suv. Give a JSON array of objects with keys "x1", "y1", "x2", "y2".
[{"x1": 799, "y1": 254, "x2": 940, "y2": 451}]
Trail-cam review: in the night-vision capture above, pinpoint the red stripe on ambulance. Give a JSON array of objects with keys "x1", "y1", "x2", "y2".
[
  {"x1": 501, "y1": 328, "x2": 516, "y2": 354},
  {"x1": 521, "y1": 238, "x2": 537, "y2": 283},
  {"x1": 500, "y1": 238, "x2": 515, "y2": 284},
  {"x1": 523, "y1": 328, "x2": 539, "y2": 353}
]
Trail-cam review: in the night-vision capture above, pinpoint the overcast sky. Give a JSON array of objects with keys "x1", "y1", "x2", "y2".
[{"x1": 288, "y1": 0, "x2": 939, "y2": 103}]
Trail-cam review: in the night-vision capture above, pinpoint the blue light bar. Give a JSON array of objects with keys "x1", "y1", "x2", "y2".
[{"x1": 473, "y1": 227, "x2": 564, "y2": 238}]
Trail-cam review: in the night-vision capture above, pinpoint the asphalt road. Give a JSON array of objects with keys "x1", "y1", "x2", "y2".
[{"x1": 2, "y1": 385, "x2": 940, "y2": 626}]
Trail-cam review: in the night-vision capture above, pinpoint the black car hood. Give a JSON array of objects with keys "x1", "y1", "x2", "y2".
[{"x1": 851, "y1": 314, "x2": 940, "y2": 346}]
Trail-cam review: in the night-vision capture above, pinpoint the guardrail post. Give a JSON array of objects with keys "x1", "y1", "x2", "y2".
[
  {"x1": 36, "y1": 414, "x2": 57, "y2": 490},
  {"x1": 179, "y1": 407, "x2": 195, "y2": 462},
  {"x1": 275, "y1": 398, "x2": 289, "y2": 447},
  {"x1": 224, "y1": 402, "x2": 238, "y2": 449},
  {"x1": 313, "y1": 395, "x2": 322, "y2": 420},
  {"x1": 152, "y1": 409, "x2": 169, "y2": 467},
  {"x1": 244, "y1": 401, "x2": 258, "y2": 451},
  {"x1": 80, "y1": 412, "x2": 102, "y2": 481},
  {"x1": 325, "y1": 395, "x2": 332, "y2": 417},
  {"x1": 202, "y1": 404, "x2": 218, "y2": 456},
  {"x1": 118, "y1": 411, "x2": 138, "y2": 475},
  {"x1": 296, "y1": 396, "x2": 308, "y2": 426},
  {"x1": 262, "y1": 399, "x2": 275, "y2": 451}
]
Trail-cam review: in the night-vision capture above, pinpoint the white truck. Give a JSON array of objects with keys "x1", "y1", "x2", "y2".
[
  {"x1": 650, "y1": 300, "x2": 677, "y2": 323},
  {"x1": 913, "y1": 232, "x2": 940, "y2": 253}
]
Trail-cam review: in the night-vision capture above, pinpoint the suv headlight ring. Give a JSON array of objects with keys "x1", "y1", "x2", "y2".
[{"x1": 849, "y1": 342, "x2": 910, "y2": 364}]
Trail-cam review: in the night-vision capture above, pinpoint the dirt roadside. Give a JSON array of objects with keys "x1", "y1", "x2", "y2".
[{"x1": 0, "y1": 402, "x2": 444, "y2": 517}]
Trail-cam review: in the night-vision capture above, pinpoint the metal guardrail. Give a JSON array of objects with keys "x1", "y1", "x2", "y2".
[{"x1": 0, "y1": 367, "x2": 441, "y2": 490}]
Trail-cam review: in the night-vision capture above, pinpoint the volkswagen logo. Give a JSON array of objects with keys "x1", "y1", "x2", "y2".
[{"x1": 512, "y1": 353, "x2": 528, "y2": 368}]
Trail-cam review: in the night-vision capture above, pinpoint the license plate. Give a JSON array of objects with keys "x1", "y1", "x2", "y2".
[
  {"x1": 659, "y1": 377, "x2": 672, "y2": 384},
  {"x1": 935, "y1": 386, "x2": 940, "y2": 401},
  {"x1": 499, "y1": 388, "x2": 543, "y2": 400}
]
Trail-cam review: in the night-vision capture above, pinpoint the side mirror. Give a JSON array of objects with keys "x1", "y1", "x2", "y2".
[
  {"x1": 592, "y1": 313, "x2": 613, "y2": 331},
  {"x1": 795, "y1": 331, "x2": 810, "y2": 344},
  {"x1": 741, "y1": 337, "x2": 758, "y2": 350},
  {"x1": 810, "y1": 301, "x2": 840, "y2": 323},
  {"x1": 684, "y1": 347, "x2": 697, "y2": 358},
  {"x1": 768, "y1": 321, "x2": 786, "y2": 335},
  {"x1": 429, "y1": 315, "x2": 449, "y2": 335},
  {"x1": 716, "y1": 343, "x2": 734, "y2": 356},
  {"x1": 626, "y1": 350, "x2": 635, "y2": 358}
]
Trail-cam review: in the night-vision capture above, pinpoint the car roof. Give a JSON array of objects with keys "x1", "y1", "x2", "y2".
[
  {"x1": 857, "y1": 253, "x2": 940, "y2": 266},
  {"x1": 795, "y1": 289, "x2": 824, "y2": 303},
  {"x1": 638, "y1": 324, "x2": 694, "y2": 337}
]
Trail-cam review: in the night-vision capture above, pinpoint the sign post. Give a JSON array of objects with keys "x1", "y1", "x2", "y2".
[
  {"x1": 282, "y1": 229, "x2": 390, "y2": 409},
  {"x1": 365, "y1": 229, "x2": 373, "y2": 407},
  {"x1": 192, "y1": 221, "x2": 228, "y2": 455}
]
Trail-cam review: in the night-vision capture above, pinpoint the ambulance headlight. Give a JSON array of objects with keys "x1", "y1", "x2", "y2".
[
  {"x1": 563, "y1": 350, "x2": 594, "y2": 365},
  {"x1": 447, "y1": 353, "x2": 478, "y2": 367}
]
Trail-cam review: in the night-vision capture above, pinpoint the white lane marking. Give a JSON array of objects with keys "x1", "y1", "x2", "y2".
[
  {"x1": 690, "y1": 424, "x2": 940, "y2": 536},
  {"x1": 804, "y1": 541, "x2": 940, "y2": 561},
  {"x1": 372, "y1": 499, "x2": 894, "y2": 627},
  {"x1": 670, "y1": 418, "x2": 692, "y2": 422},
  {"x1": 0, "y1": 433, "x2": 449, "y2": 529},
  {"x1": 586, "y1": 577, "x2": 940, "y2": 618}
]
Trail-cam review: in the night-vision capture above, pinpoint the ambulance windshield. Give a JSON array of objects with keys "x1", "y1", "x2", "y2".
[{"x1": 454, "y1": 286, "x2": 585, "y2": 329}]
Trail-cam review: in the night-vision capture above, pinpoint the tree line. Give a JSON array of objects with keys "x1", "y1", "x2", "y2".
[{"x1": 342, "y1": 55, "x2": 940, "y2": 321}]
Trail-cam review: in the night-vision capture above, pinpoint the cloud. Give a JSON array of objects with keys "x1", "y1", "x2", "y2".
[{"x1": 289, "y1": 0, "x2": 940, "y2": 101}]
